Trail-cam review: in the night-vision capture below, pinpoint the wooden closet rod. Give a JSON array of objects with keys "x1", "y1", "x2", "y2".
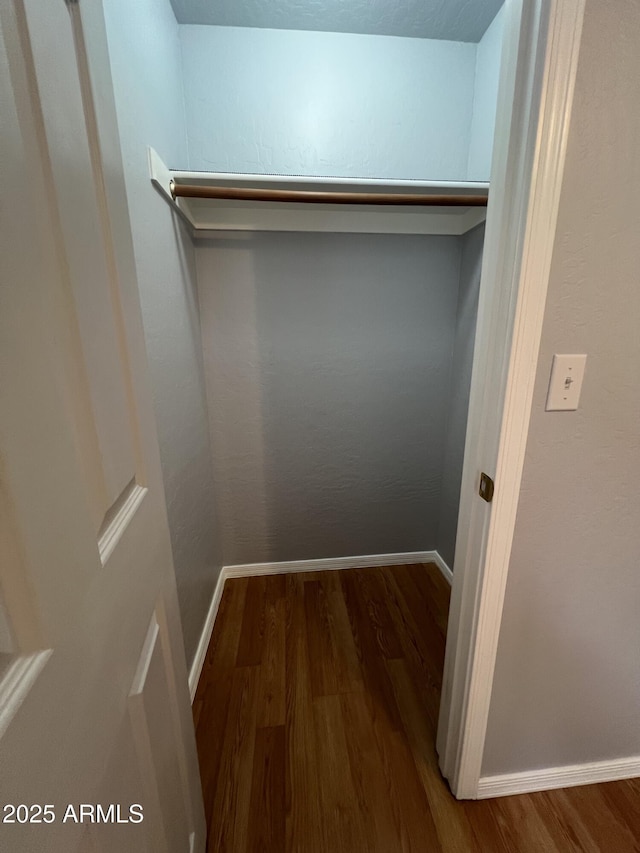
[{"x1": 169, "y1": 180, "x2": 488, "y2": 207}]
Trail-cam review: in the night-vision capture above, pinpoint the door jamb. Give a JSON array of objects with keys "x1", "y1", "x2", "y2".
[{"x1": 437, "y1": 0, "x2": 586, "y2": 798}]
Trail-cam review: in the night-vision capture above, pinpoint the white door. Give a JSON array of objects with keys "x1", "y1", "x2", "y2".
[{"x1": 0, "y1": 1, "x2": 205, "y2": 850}]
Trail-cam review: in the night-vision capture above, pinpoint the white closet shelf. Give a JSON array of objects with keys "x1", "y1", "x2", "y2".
[{"x1": 148, "y1": 147, "x2": 488, "y2": 237}]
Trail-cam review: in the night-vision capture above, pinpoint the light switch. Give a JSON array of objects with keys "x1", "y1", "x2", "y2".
[{"x1": 545, "y1": 354, "x2": 587, "y2": 411}]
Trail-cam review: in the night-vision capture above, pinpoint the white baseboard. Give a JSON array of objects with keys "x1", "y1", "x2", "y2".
[
  {"x1": 431, "y1": 551, "x2": 454, "y2": 585},
  {"x1": 477, "y1": 755, "x2": 640, "y2": 799},
  {"x1": 223, "y1": 550, "x2": 453, "y2": 583},
  {"x1": 189, "y1": 549, "x2": 453, "y2": 704},
  {"x1": 188, "y1": 569, "x2": 226, "y2": 703}
]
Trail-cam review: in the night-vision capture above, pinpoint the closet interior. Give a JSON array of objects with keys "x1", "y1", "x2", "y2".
[{"x1": 102, "y1": 0, "x2": 506, "y2": 670}]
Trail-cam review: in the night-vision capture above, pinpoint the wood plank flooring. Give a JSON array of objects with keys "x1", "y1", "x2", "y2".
[{"x1": 193, "y1": 564, "x2": 640, "y2": 852}]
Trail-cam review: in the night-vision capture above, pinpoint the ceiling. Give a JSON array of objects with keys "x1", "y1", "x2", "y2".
[{"x1": 169, "y1": 0, "x2": 504, "y2": 43}]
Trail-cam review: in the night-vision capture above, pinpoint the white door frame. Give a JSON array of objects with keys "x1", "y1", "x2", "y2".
[{"x1": 437, "y1": 0, "x2": 586, "y2": 798}]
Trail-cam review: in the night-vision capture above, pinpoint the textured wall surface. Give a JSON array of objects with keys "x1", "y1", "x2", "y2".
[
  {"x1": 103, "y1": 0, "x2": 222, "y2": 668},
  {"x1": 437, "y1": 224, "x2": 484, "y2": 569},
  {"x1": 196, "y1": 233, "x2": 465, "y2": 566},
  {"x1": 180, "y1": 26, "x2": 477, "y2": 180},
  {"x1": 170, "y1": 0, "x2": 503, "y2": 42},
  {"x1": 468, "y1": 5, "x2": 505, "y2": 181},
  {"x1": 482, "y1": 0, "x2": 640, "y2": 775}
]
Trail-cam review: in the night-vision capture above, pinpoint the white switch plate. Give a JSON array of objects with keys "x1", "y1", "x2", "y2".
[{"x1": 545, "y1": 354, "x2": 587, "y2": 411}]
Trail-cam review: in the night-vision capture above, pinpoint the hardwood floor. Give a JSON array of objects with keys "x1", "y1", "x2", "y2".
[{"x1": 193, "y1": 564, "x2": 640, "y2": 851}]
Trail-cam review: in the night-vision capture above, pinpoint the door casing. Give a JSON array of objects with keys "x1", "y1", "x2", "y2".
[{"x1": 437, "y1": 0, "x2": 587, "y2": 798}]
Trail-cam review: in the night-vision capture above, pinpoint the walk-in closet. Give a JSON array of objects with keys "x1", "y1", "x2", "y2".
[
  {"x1": 102, "y1": 0, "x2": 507, "y2": 846},
  {"x1": 6, "y1": 0, "x2": 639, "y2": 848},
  {"x1": 105, "y1": 0, "x2": 505, "y2": 632}
]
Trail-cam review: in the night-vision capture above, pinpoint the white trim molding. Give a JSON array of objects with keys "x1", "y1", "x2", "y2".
[
  {"x1": 477, "y1": 756, "x2": 640, "y2": 799},
  {"x1": 189, "y1": 550, "x2": 452, "y2": 702},
  {"x1": 432, "y1": 552, "x2": 454, "y2": 586},
  {"x1": 149, "y1": 147, "x2": 488, "y2": 237},
  {"x1": 188, "y1": 570, "x2": 226, "y2": 702},
  {"x1": 223, "y1": 550, "x2": 450, "y2": 580},
  {"x1": 437, "y1": 0, "x2": 587, "y2": 799}
]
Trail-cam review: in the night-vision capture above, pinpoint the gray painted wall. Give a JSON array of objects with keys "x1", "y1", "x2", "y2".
[
  {"x1": 179, "y1": 25, "x2": 477, "y2": 180},
  {"x1": 468, "y1": 5, "x2": 505, "y2": 181},
  {"x1": 482, "y1": 0, "x2": 640, "y2": 775},
  {"x1": 437, "y1": 224, "x2": 484, "y2": 568},
  {"x1": 103, "y1": 0, "x2": 222, "y2": 668},
  {"x1": 197, "y1": 233, "x2": 469, "y2": 566}
]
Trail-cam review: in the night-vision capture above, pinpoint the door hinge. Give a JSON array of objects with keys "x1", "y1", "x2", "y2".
[{"x1": 479, "y1": 472, "x2": 495, "y2": 503}]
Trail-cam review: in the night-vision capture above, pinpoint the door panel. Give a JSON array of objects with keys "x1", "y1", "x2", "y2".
[
  {"x1": 129, "y1": 610, "x2": 190, "y2": 853},
  {"x1": 84, "y1": 714, "x2": 154, "y2": 853},
  {"x1": 0, "y1": 1, "x2": 205, "y2": 850},
  {"x1": 22, "y1": 0, "x2": 142, "y2": 529}
]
